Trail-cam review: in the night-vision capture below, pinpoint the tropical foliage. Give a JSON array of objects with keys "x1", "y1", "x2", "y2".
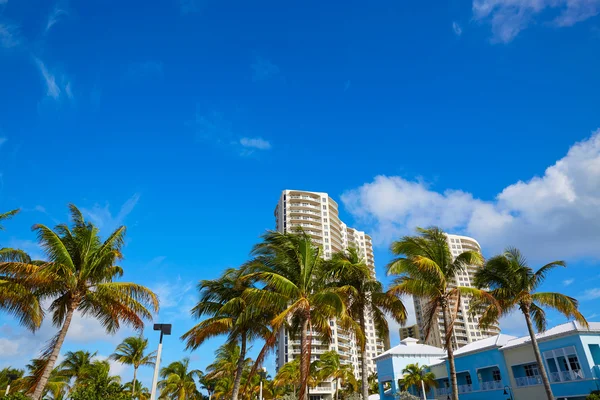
[
  {"x1": 110, "y1": 336, "x2": 156, "y2": 397},
  {"x1": 472, "y1": 247, "x2": 588, "y2": 400},
  {"x1": 158, "y1": 358, "x2": 203, "y2": 400},
  {"x1": 397, "y1": 363, "x2": 436, "y2": 397}
]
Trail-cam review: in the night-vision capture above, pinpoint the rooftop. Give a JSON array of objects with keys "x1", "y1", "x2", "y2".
[
  {"x1": 375, "y1": 337, "x2": 446, "y2": 360},
  {"x1": 452, "y1": 334, "x2": 517, "y2": 357},
  {"x1": 501, "y1": 321, "x2": 600, "y2": 350}
]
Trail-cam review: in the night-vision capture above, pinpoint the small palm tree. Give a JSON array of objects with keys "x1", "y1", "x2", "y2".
[
  {"x1": 273, "y1": 359, "x2": 301, "y2": 396},
  {"x1": 314, "y1": 351, "x2": 356, "y2": 400},
  {"x1": 243, "y1": 230, "x2": 351, "y2": 400},
  {"x1": 0, "y1": 209, "x2": 19, "y2": 231},
  {"x1": 0, "y1": 367, "x2": 24, "y2": 395},
  {"x1": 77, "y1": 360, "x2": 122, "y2": 388},
  {"x1": 123, "y1": 380, "x2": 151, "y2": 400},
  {"x1": 110, "y1": 336, "x2": 156, "y2": 396},
  {"x1": 18, "y1": 359, "x2": 69, "y2": 399},
  {"x1": 327, "y1": 248, "x2": 406, "y2": 400},
  {"x1": 0, "y1": 205, "x2": 159, "y2": 400},
  {"x1": 387, "y1": 227, "x2": 489, "y2": 400},
  {"x1": 473, "y1": 248, "x2": 588, "y2": 400},
  {"x1": 368, "y1": 372, "x2": 378, "y2": 395},
  {"x1": 158, "y1": 358, "x2": 203, "y2": 400},
  {"x1": 398, "y1": 363, "x2": 436, "y2": 399},
  {"x1": 204, "y1": 342, "x2": 251, "y2": 381},
  {"x1": 59, "y1": 350, "x2": 96, "y2": 385},
  {"x1": 181, "y1": 267, "x2": 269, "y2": 400}
]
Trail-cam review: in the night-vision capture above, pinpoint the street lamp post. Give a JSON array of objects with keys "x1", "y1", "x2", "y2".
[
  {"x1": 259, "y1": 367, "x2": 267, "y2": 400},
  {"x1": 150, "y1": 323, "x2": 172, "y2": 400},
  {"x1": 5, "y1": 373, "x2": 19, "y2": 396},
  {"x1": 503, "y1": 385, "x2": 514, "y2": 400}
]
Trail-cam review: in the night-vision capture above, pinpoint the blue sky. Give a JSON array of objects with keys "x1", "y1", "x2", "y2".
[{"x1": 2, "y1": 0, "x2": 600, "y2": 388}]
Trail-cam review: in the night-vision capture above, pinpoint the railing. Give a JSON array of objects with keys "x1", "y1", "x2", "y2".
[
  {"x1": 479, "y1": 380, "x2": 503, "y2": 391},
  {"x1": 560, "y1": 369, "x2": 584, "y2": 381},
  {"x1": 550, "y1": 372, "x2": 561, "y2": 383},
  {"x1": 457, "y1": 384, "x2": 472, "y2": 393},
  {"x1": 515, "y1": 376, "x2": 542, "y2": 387},
  {"x1": 435, "y1": 387, "x2": 451, "y2": 396}
]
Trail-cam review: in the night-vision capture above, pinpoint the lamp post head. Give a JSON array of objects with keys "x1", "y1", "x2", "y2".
[
  {"x1": 7, "y1": 373, "x2": 19, "y2": 382},
  {"x1": 153, "y1": 323, "x2": 172, "y2": 335}
]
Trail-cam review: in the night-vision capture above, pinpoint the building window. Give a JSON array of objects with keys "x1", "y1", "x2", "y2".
[
  {"x1": 322, "y1": 198, "x2": 326, "y2": 202},
  {"x1": 492, "y1": 370, "x2": 501, "y2": 381},
  {"x1": 524, "y1": 364, "x2": 540, "y2": 377},
  {"x1": 465, "y1": 374, "x2": 472, "y2": 385},
  {"x1": 323, "y1": 212, "x2": 327, "y2": 216},
  {"x1": 323, "y1": 205, "x2": 327, "y2": 209},
  {"x1": 324, "y1": 218, "x2": 328, "y2": 222}
]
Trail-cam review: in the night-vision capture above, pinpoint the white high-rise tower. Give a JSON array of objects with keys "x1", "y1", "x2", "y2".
[{"x1": 273, "y1": 189, "x2": 385, "y2": 400}]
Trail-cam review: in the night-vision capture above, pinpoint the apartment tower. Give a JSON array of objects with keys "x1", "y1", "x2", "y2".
[
  {"x1": 413, "y1": 234, "x2": 501, "y2": 349},
  {"x1": 274, "y1": 190, "x2": 385, "y2": 400}
]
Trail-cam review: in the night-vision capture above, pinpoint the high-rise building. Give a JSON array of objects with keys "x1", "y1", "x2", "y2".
[
  {"x1": 273, "y1": 189, "x2": 385, "y2": 400},
  {"x1": 399, "y1": 324, "x2": 421, "y2": 341},
  {"x1": 413, "y1": 234, "x2": 501, "y2": 349}
]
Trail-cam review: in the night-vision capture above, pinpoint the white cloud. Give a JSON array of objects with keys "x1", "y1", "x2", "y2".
[
  {"x1": 452, "y1": 21, "x2": 463, "y2": 36},
  {"x1": 251, "y1": 56, "x2": 280, "y2": 81},
  {"x1": 342, "y1": 129, "x2": 600, "y2": 261},
  {"x1": 563, "y1": 278, "x2": 575, "y2": 286},
  {"x1": 499, "y1": 312, "x2": 528, "y2": 336},
  {"x1": 152, "y1": 276, "x2": 194, "y2": 310},
  {"x1": 34, "y1": 57, "x2": 61, "y2": 99},
  {"x1": 45, "y1": 6, "x2": 68, "y2": 33},
  {"x1": 0, "y1": 22, "x2": 20, "y2": 49},
  {"x1": 473, "y1": 0, "x2": 600, "y2": 43},
  {"x1": 386, "y1": 294, "x2": 416, "y2": 347},
  {"x1": 239, "y1": 137, "x2": 272, "y2": 150},
  {"x1": 80, "y1": 193, "x2": 141, "y2": 234},
  {"x1": 96, "y1": 355, "x2": 129, "y2": 377},
  {"x1": 582, "y1": 288, "x2": 600, "y2": 300}
]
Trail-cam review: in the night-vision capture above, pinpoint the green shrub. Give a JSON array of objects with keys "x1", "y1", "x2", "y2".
[{"x1": 0, "y1": 393, "x2": 30, "y2": 400}]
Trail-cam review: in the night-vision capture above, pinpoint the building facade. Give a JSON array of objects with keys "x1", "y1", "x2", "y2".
[
  {"x1": 399, "y1": 324, "x2": 421, "y2": 341},
  {"x1": 413, "y1": 234, "x2": 500, "y2": 349},
  {"x1": 376, "y1": 321, "x2": 600, "y2": 400},
  {"x1": 273, "y1": 189, "x2": 385, "y2": 400}
]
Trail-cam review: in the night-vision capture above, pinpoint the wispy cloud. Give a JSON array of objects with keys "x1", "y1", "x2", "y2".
[
  {"x1": 344, "y1": 80, "x2": 351, "y2": 91},
  {"x1": 240, "y1": 137, "x2": 272, "y2": 151},
  {"x1": 34, "y1": 57, "x2": 61, "y2": 99},
  {"x1": 80, "y1": 193, "x2": 141, "y2": 234},
  {"x1": 473, "y1": 0, "x2": 600, "y2": 43},
  {"x1": 251, "y1": 56, "x2": 280, "y2": 81},
  {"x1": 0, "y1": 22, "x2": 20, "y2": 49},
  {"x1": 0, "y1": 137, "x2": 6, "y2": 148},
  {"x1": 45, "y1": 5, "x2": 68, "y2": 34},
  {"x1": 563, "y1": 278, "x2": 575, "y2": 286},
  {"x1": 582, "y1": 288, "x2": 600, "y2": 300},
  {"x1": 452, "y1": 21, "x2": 463, "y2": 36}
]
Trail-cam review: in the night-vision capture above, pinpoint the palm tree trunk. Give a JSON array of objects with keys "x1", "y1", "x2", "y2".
[
  {"x1": 132, "y1": 367, "x2": 138, "y2": 397},
  {"x1": 30, "y1": 302, "x2": 77, "y2": 400},
  {"x1": 231, "y1": 331, "x2": 247, "y2": 400},
  {"x1": 298, "y1": 317, "x2": 310, "y2": 400},
  {"x1": 441, "y1": 303, "x2": 458, "y2": 400},
  {"x1": 522, "y1": 305, "x2": 554, "y2": 400},
  {"x1": 359, "y1": 314, "x2": 369, "y2": 400}
]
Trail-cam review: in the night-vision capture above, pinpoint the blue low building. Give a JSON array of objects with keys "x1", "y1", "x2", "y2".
[{"x1": 375, "y1": 322, "x2": 600, "y2": 400}]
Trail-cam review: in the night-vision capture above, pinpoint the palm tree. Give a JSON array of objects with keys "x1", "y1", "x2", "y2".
[
  {"x1": 243, "y1": 230, "x2": 351, "y2": 400},
  {"x1": 398, "y1": 363, "x2": 436, "y2": 399},
  {"x1": 158, "y1": 358, "x2": 203, "y2": 400},
  {"x1": 0, "y1": 205, "x2": 159, "y2": 400},
  {"x1": 123, "y1": 380, "x2": 151, "y2": 400},
  {"x1": 367, "y1": 372, "x2": 378, "y2": 395},
  {"x1": 77, "y1": 360, "x2": 122, "y2": 388},
  {"x1": 204, "y1": 342, "x2": 251, "y2": 382},
  {"x1": 472, "y1": 247, "x2": 588, "y2": 400},
  {"x1": 0, "y1": 367, "x2": 24, "y2": 395},
  {"x1": 17, "y1": 359, "x2": 69, "y2": 399},
  {"x1": 327, "y1": 248, "x2": 406, "y2": 400},
  {"x1": 59, "y1": 350, "x2": 96, "y2": 385},
  {"x1": 0, "y1": 209, "x2": 19, "y2": 231},
  {"x1": 273, "y1": 359, "x2": 301, "y2": 396},
  {"x1": 314, "y1": 351, "x2": 357, "y2": 400},
  {"x1": 110, "y1": 336, "x2": 156, "y2": 396},
  {"x1": 387, "y1": 227, "x2": 488, "y2": 400},
  {"x1": 181, "y1": 268, "x2": 269, "y2": 400}
]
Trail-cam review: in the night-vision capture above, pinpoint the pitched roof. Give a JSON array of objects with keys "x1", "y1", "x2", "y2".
[
  {"x1": 501, "y1": 321, "x2": 600, "y2": 350},
  {"x1": 452, "y1": 334, "x2": 517, "y2": 357},
  {"x1": 374, "y1": 337, "x2": 446, "y2": 361}
]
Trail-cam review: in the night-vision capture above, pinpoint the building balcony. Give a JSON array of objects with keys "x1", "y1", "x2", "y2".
[
  {"x1": 479, "y1": 380, "x2": 503, "y2": 391},
  {"x1": 549, "y1": 369, "x2": 585, "y2": 383},
  {"x1": 515, "y1": 376, "x2": 542, "y2": 387},
  {"x1": 457, "y1": 384, "x2": 472, "y2": 393}
]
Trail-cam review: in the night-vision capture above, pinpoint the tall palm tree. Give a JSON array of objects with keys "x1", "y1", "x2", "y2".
[
  {"x1": 387, "y1": 227, "x2": 488, "y2": 400},
  {"x1": 0, "y1": 209, "x2": 19, "y2": 231},
  {"x1": 0, "y1": 209, "x2": 45, "y2": 333},
  {"x1": 273, "y1": 359, "x2": 301, "y2": 396},
  {"x1": 327, "y1": 248, "x2": 406, "y2": 400},
  {"x1": 59, "y1": 350, "x2": 96, "y2": 385},
  {"x1": 314, "y1": 351, "x2": 356, "y2": 400},
  {"x1": 204, "y1": 342, "x2": 251, "y2": 382},
  {"x1": 110, "y1": 336, "x2": 156, "y2": 396},
  {"x1": 18, "y1": 359, "x2": 69, "y2": 399},
  {"x1": 158, "y1": 358, "x2": 203, "y2": 400},
  {"x1": 0, "y1": 205, "x2": 159, "y2": 400},
  {"x1": 472, "y1": 247, "x2": 588, "y2": 400},
  {"x1": 398, "y1": 363, "x2": 436, "y2": 399},
  {"x1": 243, "y1": 230, "x2": 352, "y2": 400},
  {"x1": 181, "y1": 268, "x2": 269, "y2": 400}
]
